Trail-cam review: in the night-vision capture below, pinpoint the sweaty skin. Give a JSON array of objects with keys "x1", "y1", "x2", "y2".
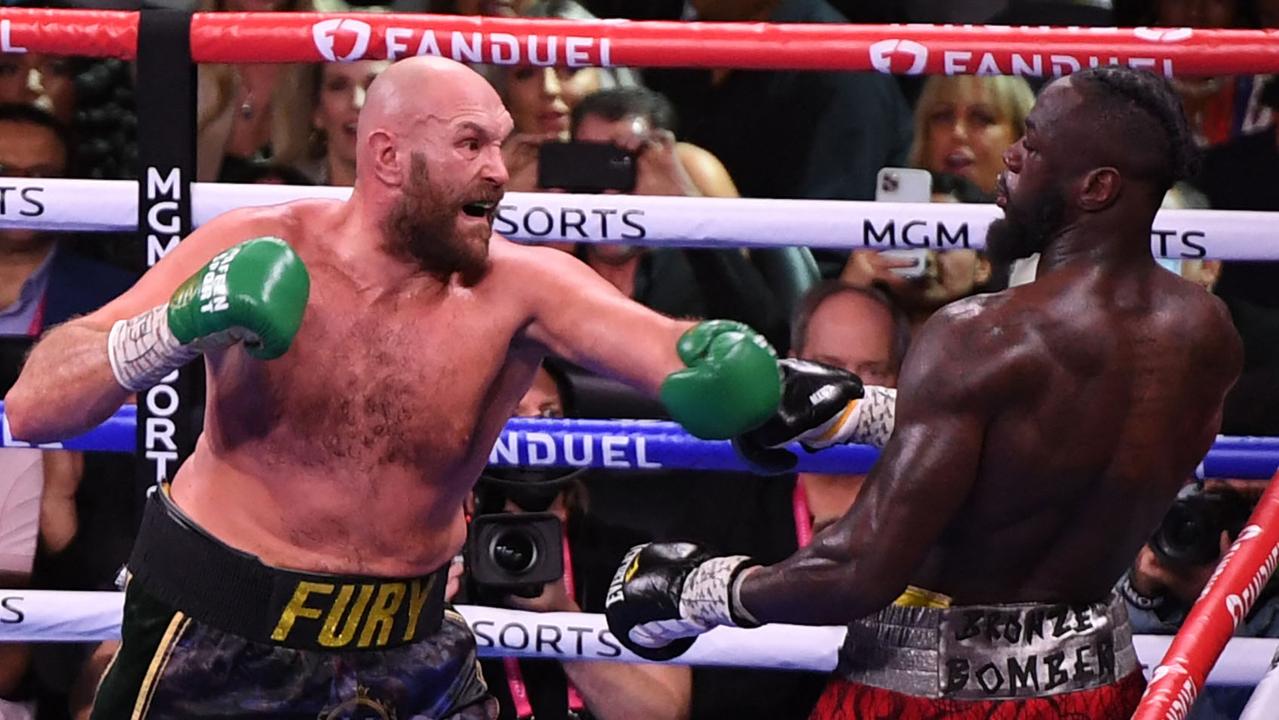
[
  {"x1": 737, "y1": 76, "x2": 1244, "y2": 623},
  {"x1": 5, "y1": 56, "x2": 691, "y2": 577}
]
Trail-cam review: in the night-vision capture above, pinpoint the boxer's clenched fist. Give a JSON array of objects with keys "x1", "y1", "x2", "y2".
[
  {"x1": 605, "y1": 542, "x2": 758, "y2": 661},
  {"x1": 109, "y1": 237, "x2": 310, "y2": 391},
  {"x1": 660, "y1": 320, "x2": 782, "y2": 440}
]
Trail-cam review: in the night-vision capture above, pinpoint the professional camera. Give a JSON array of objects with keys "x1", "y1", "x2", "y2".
[
  {"x1": 1150, "y1": 484, "x2": 1253, "y2": 569},
  {"x1": 464, "y1": 465, "x2": 587, "y2": 600}
]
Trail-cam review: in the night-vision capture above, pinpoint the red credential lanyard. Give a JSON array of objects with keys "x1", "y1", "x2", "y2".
[
  {"x1": 26, "y1": 293, "x2": 45, "y2": 336},
  {"x1": 504, "y1": 525, "x2": 586, "y2": 719}
]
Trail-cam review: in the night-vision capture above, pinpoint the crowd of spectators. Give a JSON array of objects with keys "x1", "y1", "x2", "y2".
[{"x1": 3, "y1": 0, "x2": 1279, "y2": 718}]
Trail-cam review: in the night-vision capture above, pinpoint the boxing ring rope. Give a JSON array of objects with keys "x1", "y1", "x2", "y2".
[
  {"x1": 2, "y1": 589, "x2": 1277, "y2": 687},
  {"x1": 1135, "y1": 471, "x2": 1279, "y2": 719},
  {"x1": 5, "y1": 9, "x2": 1279, "y2": 75},
  {"x1": 1241, "y1": 650, "x2": 1279, "y2": 720},
  {"x1": 0, "y1": 178, "x2": 1276, "y2": 259},
  {"x1": 4, "y1": 404, "x2": 1279, "y2": 479}
]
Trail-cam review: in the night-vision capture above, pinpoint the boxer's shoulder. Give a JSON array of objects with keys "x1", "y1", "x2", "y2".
[{"x1": 203, "y1": 199, "x2": 329, "y2": 247}]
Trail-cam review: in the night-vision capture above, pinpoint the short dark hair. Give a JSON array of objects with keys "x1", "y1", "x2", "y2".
[
  {"x1": 791, "y1": 281, "x2": 911, "y2": 370},
  {"x1": 570, "y1": 87, "x2": 678, "y2": 137},
  {"x1": 1068, "y1": 66, "x2": 1199, "y2": 192},
  {"x1": 0, "y1": 102, "x2": 72, "y2": 166}
]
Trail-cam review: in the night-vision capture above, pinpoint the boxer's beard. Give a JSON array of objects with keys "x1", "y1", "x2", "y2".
[
  {"x1": 986, "y1": 184, "x2": 1068, "y2": 264},
  {"x1": 385, "y1": 153, "x2": 493, "y2": 286}
]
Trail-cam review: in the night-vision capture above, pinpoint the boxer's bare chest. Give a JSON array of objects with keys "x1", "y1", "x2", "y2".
[{"x1": 218, "y1": 264, "x2": 523, "y2": 474}]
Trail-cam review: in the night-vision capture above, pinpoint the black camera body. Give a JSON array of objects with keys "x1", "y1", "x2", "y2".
[
  {"x1": 1150, "y1": 486, "x2": 1253, "y2": 569},
  {"x1": 538, "y1": 141, "x2": 637, "y2": 194},
  {"x1": 465, "y1": 512, "x2": 564, "y2": 599}
]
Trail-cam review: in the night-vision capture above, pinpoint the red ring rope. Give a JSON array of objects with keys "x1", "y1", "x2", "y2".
[
  {"x1": 2, "y1": 9, "x2": 1279, "y2": 75},
  {"x1": 1133, "y1": 471, "x2": 1279, "y2": 720}
]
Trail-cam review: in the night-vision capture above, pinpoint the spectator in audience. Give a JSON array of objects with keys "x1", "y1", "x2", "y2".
[
  {"x1": 456, "y1": 361, "x2": 691, "y2": 720},
  {"x1": 0, "y1": 53, "x2": 77, "y2": 125},
  {"x1": 1121, "y1": 481, "x2": 1279, "y2": 719},
  {"x1": 0, "y1": 104, "x2": 135, "y2": 336},
  {"x1": 196, "y1": 0, "x2": 315, "y2": 181},
  {"x1": 235, "y1": 159, "x2": 316, "y2": 186},
  {"x1": 909, "y1": 75, "x2": 1035, "y2": 196},
  {"x1": 488, "y1": 0, "x2": 643, "y2": 192},
  {"x1": 554, "y1": 87, "x2": 787, "y2": 348},
  {"x1": 0, "y1": 448, "x2": 42, "y2": 719},
  {"x1": 1189, "y1": 75, "x2": 1279, "y2": 437},
  {"x1": 275, "y1": 59, "x2": 388, "y2": 185},
  {"x1": 1116, "y1": 0, "x2": 1272, "y2": 148},
  {"x1": 663, "y1": 282, "x2": 908, "y2": 720},
  {"x1": 0, "y1": 103, "x2": 135, "y2": 720},
  {"x1": 1159, "y1": 181, "x2": 1223, "y2": 291},
  {"x1": 643, "y1": 0, "x2": 912, "y2": 275},
  {"x1": 841, "y1": 173, "x2": 1003, "y2": 332}
]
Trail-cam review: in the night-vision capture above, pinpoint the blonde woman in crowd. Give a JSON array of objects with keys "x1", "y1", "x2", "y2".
[
  {"x1": 195, "y1": 0, "x2": 314, "y2": 181},
  {"x1": 909, "y1": 75, "x2": 1035, "y2": 196},
  {"x1": 275, "y1": 60, "x2": 390, "y2": 186},
  {"x1": 843, "y1": 76, "x2": 1034, "y2": 319}
]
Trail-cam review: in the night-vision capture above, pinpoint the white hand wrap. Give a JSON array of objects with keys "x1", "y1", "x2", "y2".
[
  {"x1": 107, "y1": 305, "x2": 200, "y2": 392},
  {"x1": 628, "y1": 555, "x2": 756, "y2": 649},
  {"x1": 806, "y1": 385, "x2": 897, "y2": 449}
]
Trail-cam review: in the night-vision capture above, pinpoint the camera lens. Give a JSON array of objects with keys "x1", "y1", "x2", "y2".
[{"x1": 491, "y1": 529, "x2": 538, "y2": 574}]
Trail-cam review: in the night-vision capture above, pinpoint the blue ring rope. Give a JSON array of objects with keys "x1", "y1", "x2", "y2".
[{"x1": 2, "y1": 403, "x2": 1276, "y2": 478}]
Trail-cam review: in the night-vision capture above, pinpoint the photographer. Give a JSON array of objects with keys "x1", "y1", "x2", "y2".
[
  {"x1": 456, "y1": 361, "x2": 691, "y2": 720},
  {"x1": 1121, "y1": 481, "x2": 1279, "y2": 719}
]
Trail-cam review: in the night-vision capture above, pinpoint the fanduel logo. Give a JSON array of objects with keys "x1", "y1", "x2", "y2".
[
  {"x1": 1133, "y1": 27, "x2": 1195, "y2": 43},
  {"x1": 313, "y1": 18, "x2": 373, "y2": 62},
  {"x1": 868, "y1": 39, "x2": 929, "y2": 75}
]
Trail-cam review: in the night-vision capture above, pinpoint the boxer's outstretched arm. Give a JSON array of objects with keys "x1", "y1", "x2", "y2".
[
  {"x1": 5, "y1": 209, "x2": 278, "y2": 442},
  {"x1": 737, "y1": 301, "x2": 1005, "y2": 625},
  {"x1": 520, "y1": 245, "x2": 691, "y2": 394}
]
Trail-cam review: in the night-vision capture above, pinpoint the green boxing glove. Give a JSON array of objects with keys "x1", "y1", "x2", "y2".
[
  {"x1": 108, "y1": 237, "x2": 310, "y2": 391},
  {"x1": 660, "y1": 320, "x2": 782, "y2": 440}
]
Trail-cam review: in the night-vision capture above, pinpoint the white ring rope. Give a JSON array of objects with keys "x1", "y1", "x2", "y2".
[
  {"x1": 1240, "y1": 649, "x2": 1279, "y2": 719},
  {"x1": 2, "y1": 178, "x2": 1275, "y2": 259},
  {"x1": 1, "y1": 588, "x2": 1275, "y2": 685}
]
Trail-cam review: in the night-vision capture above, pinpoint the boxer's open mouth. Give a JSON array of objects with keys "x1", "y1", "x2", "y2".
[{"x1": 462, "y1": 201, "x2": 497, "y2": 218}]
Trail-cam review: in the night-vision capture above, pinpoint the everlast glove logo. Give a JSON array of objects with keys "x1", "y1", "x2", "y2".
[
  {"x1": 938, "y1": 603, "x2": 1119, "y2": 700},
  {"x1": 270, "y1": 576, "x2": 437, "y2": 649}
]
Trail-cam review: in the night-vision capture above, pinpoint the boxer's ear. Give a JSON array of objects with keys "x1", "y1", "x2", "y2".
[
  {"x1": 366, "y1": 129, "x2": 402, "y2": 187},
  {"x1": 1079, "y1": 166, "x2": 1121, "y2": 212}
]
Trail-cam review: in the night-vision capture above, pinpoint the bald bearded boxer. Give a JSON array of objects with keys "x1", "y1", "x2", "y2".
[
  {"x1": 4, "y1": 57, "x2": 787, "y2": 719},
  {"x1": 607, "y1": 67, "x2": 1243, "y2": 719}
]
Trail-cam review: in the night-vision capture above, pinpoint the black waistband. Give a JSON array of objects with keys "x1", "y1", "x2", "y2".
[{"x1": 128, "y1": 488, "x2": 447, "y2": 651}]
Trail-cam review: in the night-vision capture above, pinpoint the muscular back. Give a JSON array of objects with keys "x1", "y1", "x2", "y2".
[{"x1": 913, "y1": 263, "x2": 1240, "y2": 603}]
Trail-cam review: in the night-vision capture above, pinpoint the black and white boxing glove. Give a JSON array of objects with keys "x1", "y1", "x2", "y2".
[
  {"x1": 733, "y1": 358, "x2": 895, "y2": 474},
  {"x1": 605, "y1": 542, "x2": 759, "y2": 661}
]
